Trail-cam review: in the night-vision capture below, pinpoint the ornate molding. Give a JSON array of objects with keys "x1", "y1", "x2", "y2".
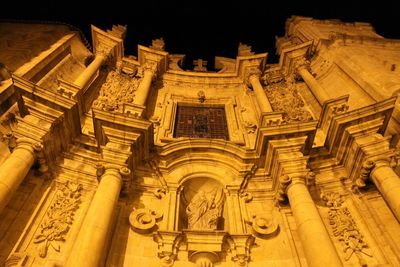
[
  {"x1": 1, "y1": 132, "x2": 16, "y2": 152},
  {"x1": 129, "y1": 208, "x2": 163, "y2": 234},
  {"x1": 321, "y1": 192, "x2": 372, "y2": 265},
  {"x1": 33, "y1": 181, "x2": 82, "y2": 258}
]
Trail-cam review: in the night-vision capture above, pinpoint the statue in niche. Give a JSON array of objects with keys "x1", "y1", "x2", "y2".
[{"x1": 185, "y1": 187, "x2": 224, "y2": 230}]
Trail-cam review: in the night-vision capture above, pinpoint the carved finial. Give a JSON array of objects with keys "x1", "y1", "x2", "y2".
[
  {"x1": 193, "y1": 59, "x2": 208, "y2": 72},
  {"x1": 150, "y1": 38, "x2": 165, "y2": 51},
  {"x1": 238, "y1": 43, "x2": 255, "y2": 56},
  {"x1": 355, "y1": 160, "x2": 375, "y2": 188}
]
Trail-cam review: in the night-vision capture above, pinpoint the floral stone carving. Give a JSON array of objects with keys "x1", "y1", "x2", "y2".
[
  {"x1": 33, "y1": 181, "x2": 82, "y2": 257},
  {"x1": 92, "y1": 70, "x2": 141, "y2": 113},
  {"x1": 321, "y1": 192, "x2": 372, "y2": 265},
  {"x1": 263, "y1": 80, "x2": 313, "y2": 123},
  {"x1": 129, "y1": 208, "x2": 163, "y2": 234}
]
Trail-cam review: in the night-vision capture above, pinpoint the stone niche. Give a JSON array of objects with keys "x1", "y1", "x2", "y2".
[{"x1": 179, "y1": 178, "x2": 226, "y2": 231}]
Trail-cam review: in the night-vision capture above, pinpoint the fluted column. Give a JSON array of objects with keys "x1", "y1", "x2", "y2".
[
  {"x1": 134, "y1": 61, "x2": 157, "y2": 106},
  {"x1": 65, "y1": 166, "x2": 130, "y2": 267},
  {"x1": 0, "y1": 138, "x2": 38, "y2": 214},
  {"x1": 282, "y1": 175, "x2": 342, "y2": 267},
  {"x1": 370, "y1": 159, "x2": 400, "y2": 221},
  {"x1": 247, "y1": 69, "x2": 273, "y2": 113},
  {"x1": 74, "y1": 54, "x2": 107, "y2": 89},
  {"x1": 295, "y1": 59, "x2": 330, "y2": 105}
]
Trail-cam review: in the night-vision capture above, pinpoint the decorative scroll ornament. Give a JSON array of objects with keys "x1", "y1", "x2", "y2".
[
  {"x1": 355, "y1": 160, "x2": 375, "y2": 188},
  {"x1": 33, "y1": 181, "x2": 82, "y2": 257},
  {"x1": 275, "y1": 175, "x2": 292, "y2": 203},
  {"x1": 240, "y1": 192, "x2": 253, "y2": 203},
  {"x1": 321, "y1": 192, "x2": 372, "y2": 265},
  {"x1": 245, "y1": 215, "x2": 279, "y2": 239},
  {"x1": 154, "y1": 188, "x2": 166, "y2": 199},
  {"x1": 129, "y1": 208, "x2": 163, "y2": 234}
]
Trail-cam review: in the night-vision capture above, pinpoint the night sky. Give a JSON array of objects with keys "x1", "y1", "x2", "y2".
[{"x1": 1, "y1": 1, "x2": 400, "y2": 69}]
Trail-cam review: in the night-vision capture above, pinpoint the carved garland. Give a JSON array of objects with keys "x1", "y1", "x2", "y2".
[
  {"x1": 321, "y1": 192, "x2": 372, "y2": 265},
  {"x1": 34, "y1": 181, "x2": 82, "y2": 257}
]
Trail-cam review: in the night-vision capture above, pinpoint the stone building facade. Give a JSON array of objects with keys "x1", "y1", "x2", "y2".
[{"x1": 0, "y1": 16, "x2": 400, "y2": 267}]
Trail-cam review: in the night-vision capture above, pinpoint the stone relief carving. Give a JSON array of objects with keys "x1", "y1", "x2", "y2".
[
  {"x1": 185, "y1": 187, "x2": 224, "y2": 230},
  {"x1": 321, "y1": 192, "x2": 372, "y2": 265},
  {"x1": 263, "y1": 80, "x2": 313, "y2": 123},
  {"x1": 92, "y1": 69, "x2": 141, "y2": 113},
  {"x1": 33, "y1": 181, "x2": 82, "y2": 258},
  {"x1": 129, "y1": 208, "x2": 163, "y2": 234}
]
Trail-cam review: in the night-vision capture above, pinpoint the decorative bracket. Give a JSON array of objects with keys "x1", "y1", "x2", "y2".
[
  {"x1": 153, "y1": 231, "x2": 183, "y2": 267},
  {"x1": 354, "y1": 160, "x2": 375, "y2": 188}
]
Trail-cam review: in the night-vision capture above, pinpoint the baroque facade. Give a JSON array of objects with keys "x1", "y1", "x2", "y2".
[{"x1": 0, "y1": 16, "x2": 400, "y2": 267}]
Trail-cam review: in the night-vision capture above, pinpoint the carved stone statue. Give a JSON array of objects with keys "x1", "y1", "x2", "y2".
[{"x1": 186, "y1": 187, "x2": 224, "y2": 230}]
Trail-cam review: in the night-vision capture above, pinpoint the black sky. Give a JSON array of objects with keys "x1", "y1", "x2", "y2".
[{"x1": 1, "y1": 0, "x2": 400, "y2": 68}]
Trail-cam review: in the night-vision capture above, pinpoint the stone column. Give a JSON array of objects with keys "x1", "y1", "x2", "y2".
[
  {"x1": 65, "y1": 166, "x2": 130, "y2": 267},
  {"x1": 282, "y1": 175, "x2": 342, "y2": 267},
  {"x1": 0, "y1": 138, "x2": 38, "y2": 214},
  {"x1": 296, "y1": 60, "x2": 330, "y2": 105},
  {"x1": 74, "y1": 54, "x2": 107, "y2": 89},
  {"x1": 247, "y1": 69, "x2": 273, "y2": 113},
  {"x1": 134, "y1": 61, "x2": 157, "y2": 106},
  {"x1": 370, "y1": 159, "x2": 400, "y2": 221}
]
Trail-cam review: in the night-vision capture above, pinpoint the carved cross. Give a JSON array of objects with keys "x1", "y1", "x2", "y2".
[{"x1": 193, "y1": 59, "x2": 208, "y2": 72}]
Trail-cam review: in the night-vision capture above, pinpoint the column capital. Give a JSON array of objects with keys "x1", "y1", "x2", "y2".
[
  {"x1": 96, "y1": 163, "x2": 131, "y2": 179},
  {"x1": 293, "y1": 57, "x2": 311, "y2": 73},
  {"x1": 244, "y1": 67, "x2": 262, "y2": 87},
  {"x1": 142, "y1": 60, "x2": 158, "y2": 78}
]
